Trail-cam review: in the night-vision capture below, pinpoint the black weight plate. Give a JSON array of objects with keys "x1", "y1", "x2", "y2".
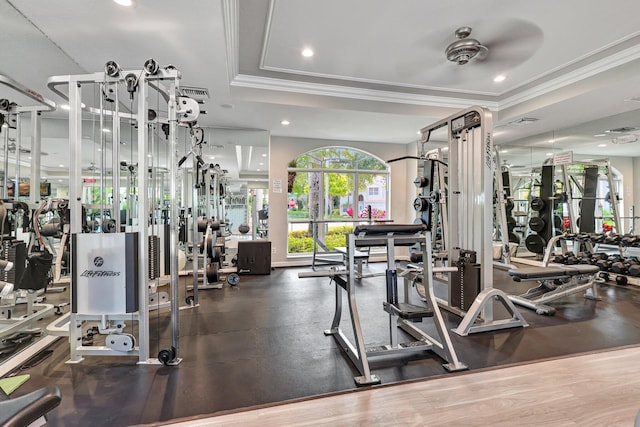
[
  {"x1": 227, "y1": 272, "x2": 240, "y2": 286},
  {"x1": 508, "y1": 232, "x2": 520, "y2": 244},
  {"x1": 525, "y1": 234, "x2": 546, "y2": 254},
  {"x1": 530, "y1": 197, "x2": 545, "y2": 212},
  {"x1": 505, "y1": 199, "x2": 515, "y2": 212},
  {"x1": 206, "y1": 263, "x2": 219, "y2": 283},
  {"x1": 197, "y1": 218, "x2": 208, "y2": 232},
  {"x1": 507, "y1": 216, "x2": 517, "y2": 227},
  {"x1": 413, "y1": 197, "x2": 428, "y2": 212},
  {"x1": 413, "y1": 176, "x2": 429, "y2": 188},
  {"x1": 529, "y1": 217, "x2": 546, "y2": 233},
  {"x1": 210, "y1": 220, "x2": 221, "y2": 231}
]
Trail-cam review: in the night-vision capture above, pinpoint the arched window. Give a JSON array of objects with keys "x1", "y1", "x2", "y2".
[{"x1": 286, "y1": 147, "x2": 389, "y2": 254}]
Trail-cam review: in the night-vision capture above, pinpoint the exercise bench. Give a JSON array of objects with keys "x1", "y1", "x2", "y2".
[{"x1": 508, "y1": 264, "x2": 601, "y2": 315}]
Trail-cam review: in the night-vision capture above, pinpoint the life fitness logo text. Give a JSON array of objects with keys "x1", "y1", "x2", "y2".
[{"x1": 80, "y1": 256, "x2": 121, "y2": 278}]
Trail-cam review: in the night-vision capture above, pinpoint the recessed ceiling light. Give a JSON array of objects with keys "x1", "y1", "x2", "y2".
[
  {"x1": 256, "y1": 169, "x2": 261, "y2": 172},
  {"x1": 59, "y1": 164, "x2": 65, "y2": 167},
  {"x1": 209, "y1": 156, "x2": 215, "y2": 160},
  {"x1": 28, "y1": 156, "x2": 32, "y2": 160},
  {"x1": 259, "y1": 162, "x2": 264, "y2": 166},
  {"x1": 262, "y1": 153, "x2": 267, "y2": 157},
  {"x1": 97, "y1": 148, "x2": 102, "y2": 152},
  {"x1": 499, "y1": 150, "x2": 508, "y2": 153},
  {"x1": 493, "y1": 74, "x2": 506, "y2": 83},
  {"x1": 546, "y1": 152, "x2": 553, "y2": 156},
  {"x1": 416, "y1": 131, "x2": 421, "y2": 135},
  {"x1": 593, "y1": 133, "x2": 606, "y2": 137},
  {"x1": 281, "y1": 120, "x2": 290, "y2": 126},
  {"x1": 114, "y1": 0, "x2": 132, "y2": 6},
  {"x1": 301, "y1": 48, "x2": 314, "y2": 58},
  {"x1": 102, "y1": 128, "x2": 111, "y2": 133},
  {"x1": 58, "y1": 179, "x2": 63, "y2": 182},
  {"x1": 60, "y1": 104, "x2": 70, "y2": 111},
  {"x1": 441, "y1": 147, "x2": 449, "y2": 151},
  {"x1": 597, "y1": 143, "x2": 608, "y2": 147}
]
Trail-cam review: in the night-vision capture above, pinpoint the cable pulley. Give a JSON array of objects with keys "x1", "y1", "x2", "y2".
[
  {"x1": 143, "y1": 58, "x2": 159, "y2": 75},
  {"x1": 104, "y1": 60, "x2": 121, "y2": 78}
]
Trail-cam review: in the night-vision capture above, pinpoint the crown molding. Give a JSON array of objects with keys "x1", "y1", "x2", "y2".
[{"x1": 231, "y1": 74, "x2": 497, "y2": 110}]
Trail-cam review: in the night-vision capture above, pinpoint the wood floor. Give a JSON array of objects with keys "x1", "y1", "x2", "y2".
[{"x1": 155, "y1": 346, "x2": 640, "y2": 427}]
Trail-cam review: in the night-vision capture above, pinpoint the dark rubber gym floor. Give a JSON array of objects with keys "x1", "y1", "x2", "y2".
[{"x1": 10, "y1": 262, "x2": 640, "y2": 426}]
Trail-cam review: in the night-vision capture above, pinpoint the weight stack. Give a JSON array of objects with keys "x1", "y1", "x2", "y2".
[
  {"x1": 149, "y1": 235, "x2": 160, "y2": 280},
  {"x1": 0, "y1": 239, "x2": 26, "y2": 285},
  {"x1": 450, "y1": 249, "x2": 481, "y2": 311}
]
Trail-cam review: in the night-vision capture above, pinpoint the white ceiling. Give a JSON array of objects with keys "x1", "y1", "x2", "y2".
[{"x1": 1, "y1": 0, "x2": 640, "y2": 187}]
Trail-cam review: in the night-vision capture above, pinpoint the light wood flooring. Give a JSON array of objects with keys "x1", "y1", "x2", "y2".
[{"x1": 154, "y1": 346, "x2": 640, "y2": 427}]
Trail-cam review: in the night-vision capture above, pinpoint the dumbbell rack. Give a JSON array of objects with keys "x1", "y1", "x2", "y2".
[{"x1": 551, "y1": 232, "x2": 640, "y2": 287}]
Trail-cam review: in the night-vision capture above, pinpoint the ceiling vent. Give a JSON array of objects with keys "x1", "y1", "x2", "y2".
[
  {"x1": 445, "y1": 27, "x2": 488, "y2": 65},
  {"x1": 508, "y1": 117, "x2": 539, "y2": 126},
  {"x1": 180, "y1": 86, "x2": 210, "y2": 102},
  {"x1": 611, "y1": 134, "x2": 638, "y2": 144}
]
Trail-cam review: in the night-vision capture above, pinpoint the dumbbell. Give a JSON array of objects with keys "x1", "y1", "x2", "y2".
[
  {"x1": 610, "y1": 261, "x2": 629, "y2": 275},
  {"x1": 628, "y1": 264, "x2": 640, "y2": 277},
  {"x1": 565, "y1": 253, "x2": 580, "y2": 265},
  {"x1": 596, "y1": 259, "x2": 612, "y2": 271},
  {"x1": 604, "y1": 234, "x2": 622, "y2": 245},
  {"x1": 616, "y1": 275, "x2": 629, "y2": 286},
  {"x1": 621, "y1": 234, "x2": 640, "y2": 246},
  {"x1": 552, "y1": 253, "x2": 568, "y2": 264}
]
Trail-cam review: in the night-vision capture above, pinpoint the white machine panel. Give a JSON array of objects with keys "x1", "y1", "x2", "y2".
[{"x1": 72, "y1": 233, "x2": 138, "y2": 315}]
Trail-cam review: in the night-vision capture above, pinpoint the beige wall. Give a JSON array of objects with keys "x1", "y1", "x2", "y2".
[{"x1": 268, "y1": 136, "x2": 416, "y2": 266}]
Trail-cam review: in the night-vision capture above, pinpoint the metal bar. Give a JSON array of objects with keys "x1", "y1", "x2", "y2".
[
  {"x1": 2, "y1": 123, "x2": 8, "y2": 199},
  {"x1": 112, "y1": 83, "x2": 121, "y2": 230},
  {"x1": 68, "y1": 76, "x2": 83, "y2": 363},
  {"x1": 0, "y1": 74, "x2": 56, "y2": 112},
  {"x1": 192, "y1": 157, "x2": 199, "y2": 305},
  {"x1": 14, "y1": 114, "x2": 20, "y2": 198},
  {"x1": 168, "y1": 78, "x2": 180, "y2": 357},
  {"x1": 137, "y1": 77, "x2": 150, "y2": 363}
]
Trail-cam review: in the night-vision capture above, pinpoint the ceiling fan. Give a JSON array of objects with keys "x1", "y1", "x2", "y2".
[
  {"x1": 396, "y1": 19, "x2": 543, "y2": 83},
  {"x1": 445, "y1": 27, "x2": 488, "y2": 65}
]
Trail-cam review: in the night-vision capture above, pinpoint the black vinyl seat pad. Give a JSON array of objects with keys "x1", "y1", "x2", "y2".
[{"x1": 509, "y1": 264, "x2": 599, "y2": 280}]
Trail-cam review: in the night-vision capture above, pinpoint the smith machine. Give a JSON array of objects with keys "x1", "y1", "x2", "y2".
[
  {"x1": 48, "y1": 59, "x2": 192, "y2": 365},
  {"x1": 409, "y1": 107, "x2": 527, "y2": 335}
]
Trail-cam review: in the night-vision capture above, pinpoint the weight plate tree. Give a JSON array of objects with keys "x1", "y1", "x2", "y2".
[{"x1": 525, "y1": 165, "x2": 554, "y2": 255}]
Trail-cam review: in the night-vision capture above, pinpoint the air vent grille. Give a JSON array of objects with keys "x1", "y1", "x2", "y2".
[{"x1": 180, "y1": 86, "x2": 210, "y2": 101}]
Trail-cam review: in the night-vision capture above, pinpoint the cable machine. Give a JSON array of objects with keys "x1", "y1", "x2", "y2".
[
  {"x1": 418, "y1": 107, "x2": 527, "y2": 336},
  {"x1": 48, "y1": 59, "x2": 190, "y2": 365}
]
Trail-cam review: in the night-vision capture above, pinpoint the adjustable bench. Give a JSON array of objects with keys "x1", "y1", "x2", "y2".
[
  {"x1": 508, "y1": 264, "x2": 600, "y2": 315},
  {"x1": 0, "y1": 385, "x2": 61, "y2": 427}
]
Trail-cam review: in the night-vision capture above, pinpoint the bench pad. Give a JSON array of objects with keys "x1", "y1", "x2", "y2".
[{"x1": 509, "y1": 264, "x2": 599, "y2": 280}]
